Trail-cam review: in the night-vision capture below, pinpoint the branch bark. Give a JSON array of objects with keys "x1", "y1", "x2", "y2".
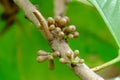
[{"x1": 13, "y1": 0, "x2": 104, "y2": 80}]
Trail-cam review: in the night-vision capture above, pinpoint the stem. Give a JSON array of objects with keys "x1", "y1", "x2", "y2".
[
  {"x1": 14, "y1": 0, "x2": 104, "y2": 80},
  {"x1": 13, "y1": 0, "x2": 53, "y2": 40},
  {"x1": 92, "y1": 50, "x2": 120, "y2": 72}
]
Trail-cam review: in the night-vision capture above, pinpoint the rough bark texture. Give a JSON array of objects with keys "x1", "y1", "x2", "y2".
[{"x1": 13, "y1": 0, "x2": 104, "y2": 80}]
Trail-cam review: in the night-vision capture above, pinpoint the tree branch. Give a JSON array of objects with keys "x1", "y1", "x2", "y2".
[
  {"x1": 13, "y1": 0, "x2": 104, "y2": 80},
  {"x1": 13, "y1": 0, "x2": 53, "y2": 40}
]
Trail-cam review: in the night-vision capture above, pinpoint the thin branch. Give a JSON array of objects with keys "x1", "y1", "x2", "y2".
[
  {"x1": 33, "y1": 11, "x2": 53, "y2": 40},
  {"x1": 13, "y1": 0, "x2": 53, "y2": 40},
  {"x1": 92, "y1": 50, "x2": 120, "y2": 72},
  {"x1": 13, "y1": 0, "x2": 104, "y2": 80}
]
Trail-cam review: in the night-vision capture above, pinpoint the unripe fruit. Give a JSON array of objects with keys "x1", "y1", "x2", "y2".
[
  {"x1": 74, "y1": 50, "x2": 79, "y2": 58},
  {"x1": 73, "y1": 31, "x2": 79, "y2": 38},
  {"x1": 69, "y1": 25, "x2": 76, "y2": 32},
  {"x1": 49, "y1": 24, "x2": 55, "y2": 31},
  {"x1": 48, "y1": 60, "x2": 55, "y2": 70},
  {"x1": 36, "y1": 56, "x2": 48, "y2": 63},
  {"x1": 47, "y1": 17, "x2": 55, "y2": 25},
  {"x1": 68, "y1": 34, "x2": 74, "y2": 39},
  {"x1": 58, "y1": 31, "x2": 64, "y2": 38},
  {"x1": 59, "y1": 58, "x2": 68, "y2": 64},
  {"x1": 37, "y1": 50, "x2": 48, "y2": 56}
]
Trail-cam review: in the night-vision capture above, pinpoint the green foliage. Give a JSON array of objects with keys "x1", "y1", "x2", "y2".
[
  {"x1": 89, "y1": 0, "x2": 120, "y2": 48},
  {"x1": 0, "y1": 0, "x2": 119, "y2": 80}
]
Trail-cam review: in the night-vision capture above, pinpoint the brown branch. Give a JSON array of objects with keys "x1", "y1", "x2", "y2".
[
  {"x1": 13, "y1": 0, "x2": 53, "y2": 40},
  {"x1": 13, "y1": 0, "x2": 104, "y2": 80},
  {"x1": 33, "y1": 11, "x2": 53, "y2": 40}
]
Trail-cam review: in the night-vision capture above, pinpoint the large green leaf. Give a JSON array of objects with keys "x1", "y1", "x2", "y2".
[{"x1": 88, "y1": 0, "x2": 120, "y2": 48}]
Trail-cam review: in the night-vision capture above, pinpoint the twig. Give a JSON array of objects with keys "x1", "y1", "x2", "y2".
[
  {"x1": 92, "y1": 50, "x2": 120, "y2": 72},
  {"x1": 13, "y1": 0, "x2": 104, "y2": 80},
  {"x1": 33, "y1": 11, "x2": 53, "y2": 40},
  {"x1": 13, "y1": 0, "x2": 53, "y2": 40}
]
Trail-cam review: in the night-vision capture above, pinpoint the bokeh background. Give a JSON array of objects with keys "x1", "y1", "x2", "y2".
[{"x1": 0, "y1": 0, "x2": 120, "y2": 80}]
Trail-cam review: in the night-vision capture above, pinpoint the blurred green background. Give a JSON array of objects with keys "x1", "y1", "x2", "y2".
[{"x1": 0, "y1": 0, "x2": 119, "y2": 80}]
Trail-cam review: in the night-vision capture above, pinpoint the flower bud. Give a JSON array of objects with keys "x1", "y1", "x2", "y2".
[
  {"x1": 59, "y1": 58, "x2": 68, "y2": 64},
  {"x1": 58, "y1": 31, "x2": 65, "y2": 38},
  {"x1": 73, "y1": 31, "x2": 79, "y2": 38},
  {"x1": 63, "y1": 16, "x2": 70, "y2": 24},
  {"x1": 48, "y1": 55, "x2": 54, "y2": 60},
  {"x1": 54, "y1": 27, "x2": 61, "y2": 33},
  {"x1": 69, "y1": 25, "x2": 76, "y2": 32},
  {"x1": 52, "y1": 51, "x2": 60, "y2": 57},
  {"x1": 55, "y1": 16, "x2": 61, "y2": 25},
  {"x1": 63, "y1": 27, "x2": 71, "y2": 34},
  {"x1": 47, "y1": 17, "x2": 55, "y2": 25},
  {"x1": 59, "y1": 18, "x2": 67, "y2": 27},
  {"x1": 68, "y1": 34, "x2": 74, "y2": 39},
  {"x1": 79, "y1": 59, "x2": 84, "y2": 64},
  {"x1": 48, "y1": 60, "x2": 55, "y2": 70},
  {"x1": 49, "y1": 24, "x2": 55, "y2": 31},
  {"x1": 66, "y1": 51, "x2": 72, "y2": 59},
  {"x1": 37, "y1": 50, "x2": 48, "y2": 56},
  {"x1": 74, "y1": 50, "x2": 79, "y2": 58},
  {"x1": 36, "y1": 56, "x2": 48, "y2": 63}
]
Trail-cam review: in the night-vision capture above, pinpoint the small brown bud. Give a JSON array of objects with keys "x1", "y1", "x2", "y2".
[
  {"x1": 59, "y1": 18, "x2": 67, "y2": 27},
  {"x1": 73, "y1": 31, "x2": 79, "y2": 38},
  {"x1": 48, "y1": 55, "x2": 54, "y2": 60},
  {"x1": 79, "y1": 59, "x2": 84, "y2": 64},
  {"x1": 66, "y1": 51, "x2": 72, "y2": 59},
  {"x1": 49, "y1": 24, "x2": 55, "y2": 30},
  {"x1": 36, "y1": 56, "x2": 48, "y2": 63},
  {"x1": 63, "y1": 16, "x2": 70, "y2": 24},
  {"x1": 47, "y1": 17, "x2": 55, "y2": 25},
  {"x1": 69, "y1": 25, "x2": 76, "y2": 32},
  {"x1": 55, "y1": 16, "x2": 61, "y2": 25},
  {"x1": 68, "y1": 34, "x2": 74, "y2": 39},
  {"x1": 54, "y1": 27, "x2": 61, "y2": 33},
  {"x1": 37, "y1": 50, "x2": 48, "y2": 56},
  {"x1": 74, "y1": 50, "x2": 79, "y2": 58},
  {"x1": 59, "y1": 58, "x2": 68, "y2": 64},
  {"x1": 48, "y1": 60, "x2": 55, "y2": 70},
  {"x1": 58, "y1": 31, "x2": 65, "y2": 38},
  {"x1": 63, "y1": 27, "x2": 71, "y2": 34},
  {"x1": 52, "y1": 51, "x2": 60, "y2": 57}
]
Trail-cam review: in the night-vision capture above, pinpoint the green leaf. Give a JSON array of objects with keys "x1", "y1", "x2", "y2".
[{"x1": 88, "y1": 0, "x2": 120, "y2": 48}]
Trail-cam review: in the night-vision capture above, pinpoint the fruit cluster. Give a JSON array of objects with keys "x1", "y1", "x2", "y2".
[{"x1": 47, "y1": 16, "x2": 79, "y2": 39}]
